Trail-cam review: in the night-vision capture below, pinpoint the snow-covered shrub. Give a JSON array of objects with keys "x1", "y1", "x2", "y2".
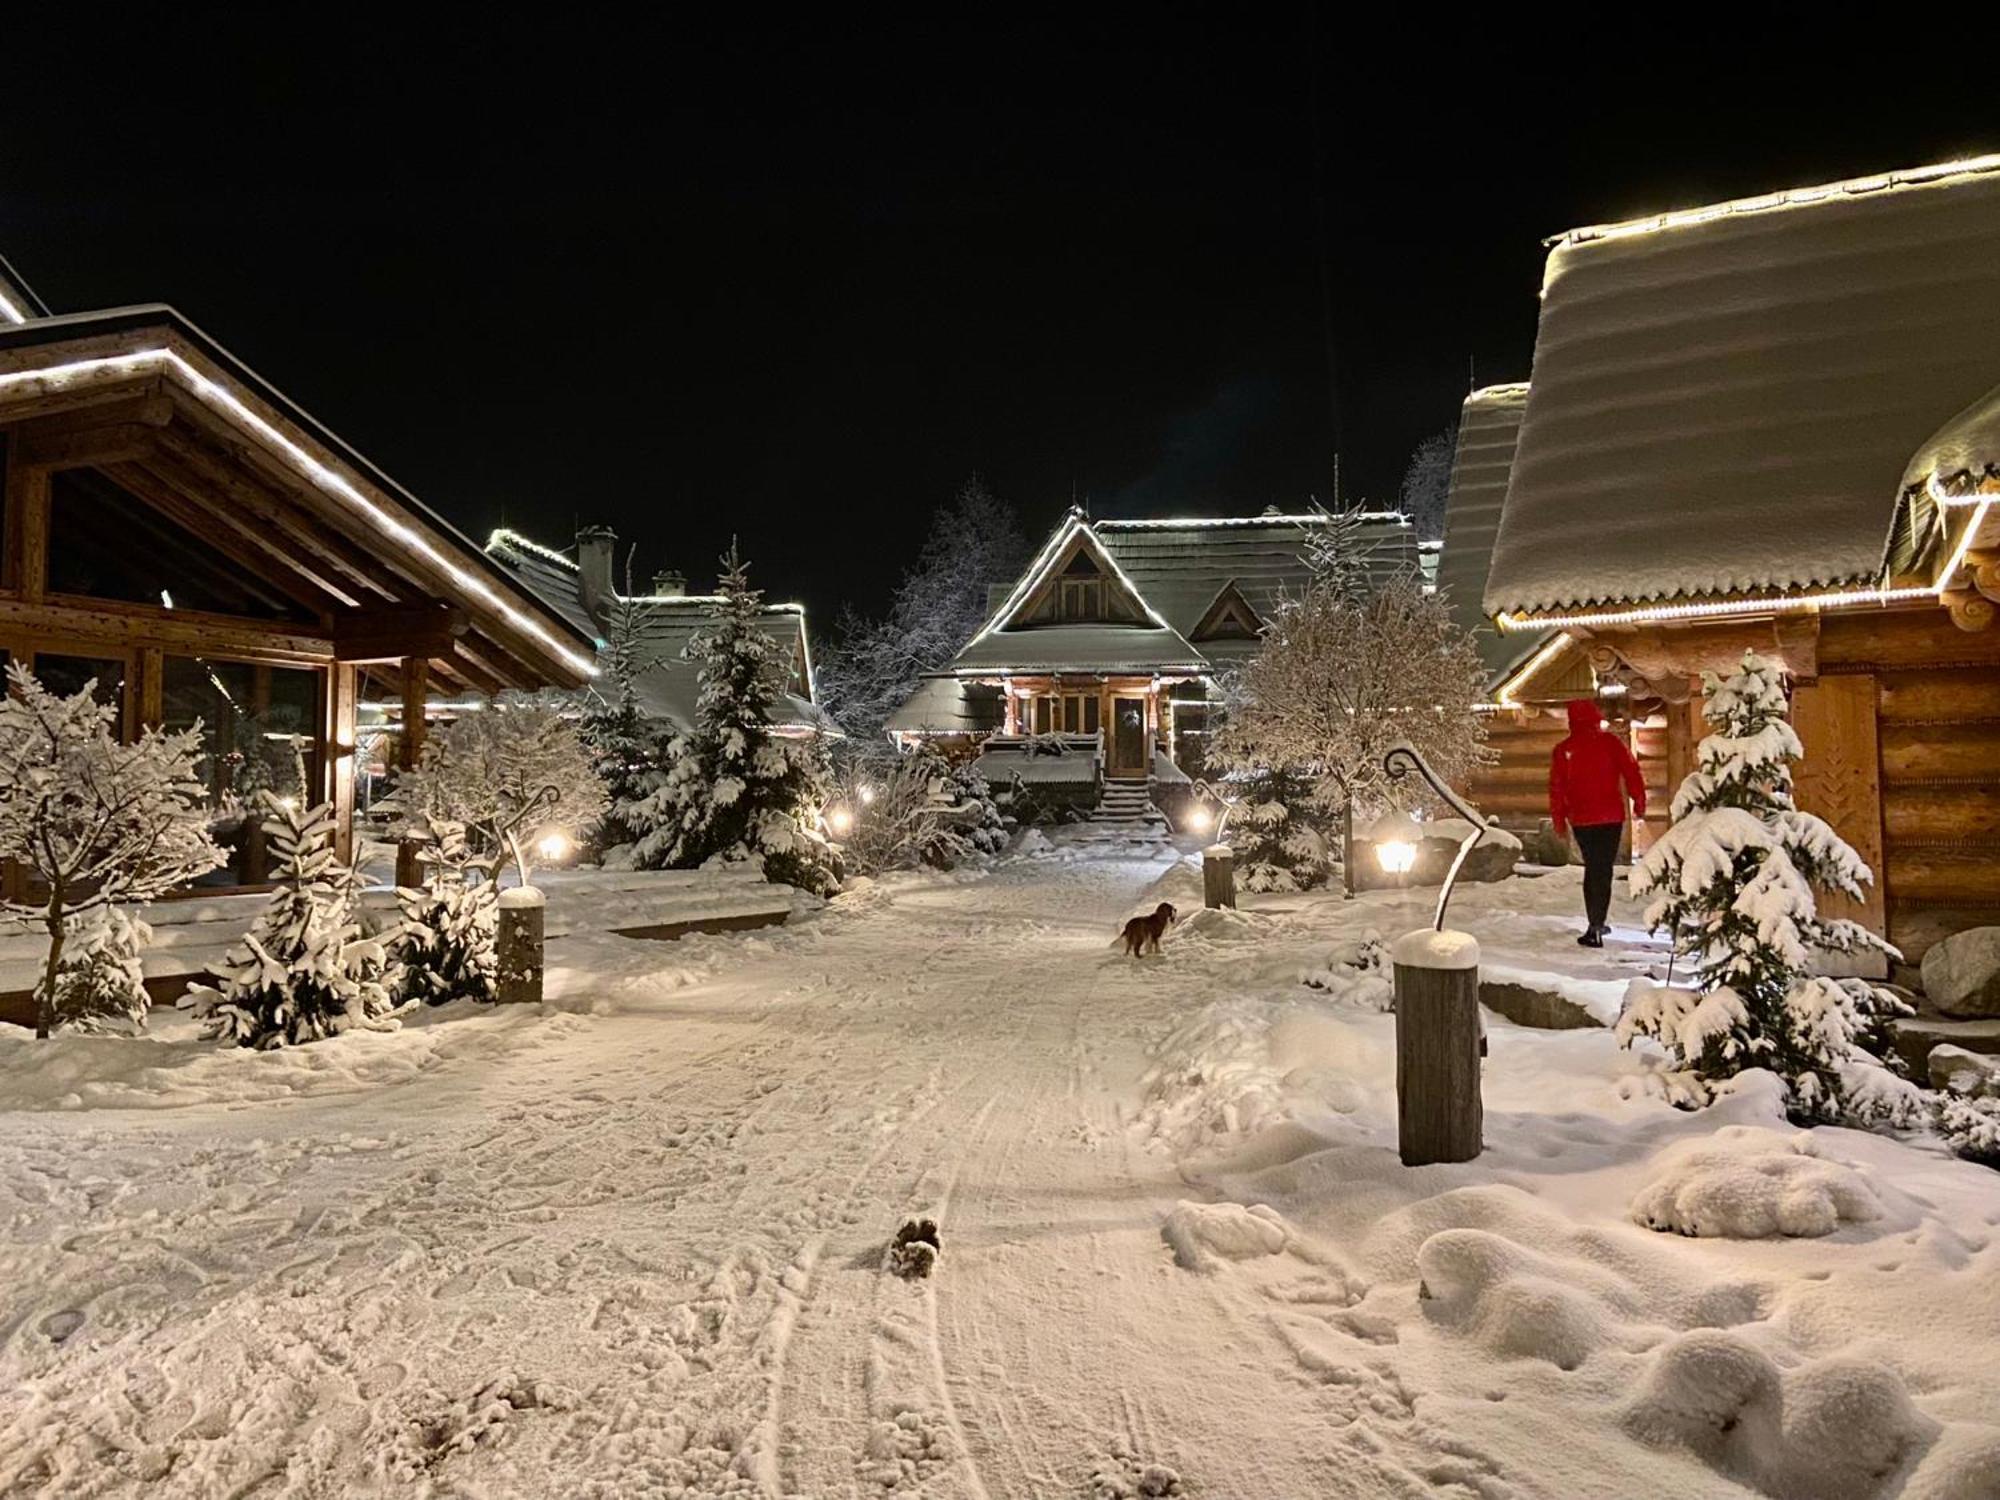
[
  {"x1": 392, "y1": 815, "x2": 498, "y2": 1006},
  {"x1": 0, "y1": 662, "x2": 224, "y2": 1037},
  {"x1": 192, "y1": 798, "x2": 401, "y2": 1048},
  {"x1": 998, "y1": 770, "x2": 1086, "y2": 828},
  {"x1": 629, "y1": 544, "x2": 842, "y2": 896},
  {"x1": 837, "y1": 748, "x2": 1004, "y2": 874},
  {"x1": 1936, "y1": 1094, "x2": 2000, "y2": 1166},
  {"x1": 410, "y1": 694, "x2": 608, "y2": 887},
  {"x1": 1619, "y1": 652, "x2": 1909, "y2": 1123},
  {"x1": 1301, "y1": 929, "x2": 1392, "y2": 1009},
  {"x1": 44, "y1": 906, "x2": 153, "y2": 1033},
  {"x1": 1628, "y1": 1127, "x2": 1882, "y2": 1238}
]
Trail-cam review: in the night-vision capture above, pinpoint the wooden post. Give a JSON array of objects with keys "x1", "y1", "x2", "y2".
[
  {"x1": 1392, "y1": 930, "x2": 1484, "y2": 1166},
  {"x1": 496, "y1": 886, "x2": 545, "y2": 1004},
  {"x1": 1202, "y1": 844, "x2": 1236, "y2": 909},
  {"x1": 394, "y1": 656, "x2": 429, "y2": 889}
]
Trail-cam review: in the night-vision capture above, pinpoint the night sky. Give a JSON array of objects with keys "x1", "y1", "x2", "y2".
[{"x1": 1, "y1": 16, "x2": 1979, "y2": 631}]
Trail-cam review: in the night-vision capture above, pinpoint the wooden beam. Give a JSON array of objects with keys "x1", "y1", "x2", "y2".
[
  {"x1": 2, "y1": 450, "x2": 49, "y2": 600},
  {"x1": 326, "y1": 663, "x2": 358, "y2": 863},
  {"x1": 0, "y1": 595, "x2": 330, "y2": 662},
  {"x1": 333, "y1": 603, "x2": 468, "y2": 663},
  {"x1": 14, "y1": 422, "x2": 159, "y2": 471},
  {"x1": 135, "y1": 646, "x2": 164, "y2": 729},
  {"x1": 106, "y1": 460, "x2": 349, "y2": 616},
  {"x1": 0, "y1": 371, "x2": 167, "y2": 428}
]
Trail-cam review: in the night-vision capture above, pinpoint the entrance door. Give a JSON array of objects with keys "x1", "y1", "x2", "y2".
[{"x1": 1111, "y1": 696, "x2": 1147, "y2": 777}]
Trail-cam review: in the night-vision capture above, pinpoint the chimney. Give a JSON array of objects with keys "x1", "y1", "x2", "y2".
[
  {"x1": 576, "y1": 525, "x2": 617, "y2": 623},
  {"x1": 652, "y1": 568, "x2": 686, "y2": 597}
]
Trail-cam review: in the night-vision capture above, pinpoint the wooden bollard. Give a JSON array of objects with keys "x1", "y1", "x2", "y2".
[
  {"x1": 496, "y1": 885, "x2": 546, "y2": 1004},
  {"x1": 1202, "y1": 843, "x2": 1237, "y2": 910},
  {"x1": 1391, "y1": 929, "x2": 1483, "y2": 1166}
]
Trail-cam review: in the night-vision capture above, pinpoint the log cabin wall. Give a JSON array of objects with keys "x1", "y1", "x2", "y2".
[
  {"x1": 1466, "y1": 703, "x2": 1666, "y2": 851},
  {"x1": 1813, "y1": 609, "x2": 2000, "y2": 968}
]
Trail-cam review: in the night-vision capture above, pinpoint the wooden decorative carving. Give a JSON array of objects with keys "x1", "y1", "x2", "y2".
[{"x1": 1944, "y1": 588, "x2": 1998, "y2": 634}]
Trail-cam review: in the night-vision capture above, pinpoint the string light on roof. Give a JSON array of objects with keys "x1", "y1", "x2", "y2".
[
  {"x1": 0, "y1": 348, "x2": 598, "y2": 678},
  {"x1": 0, "y1": 290, "x2": 27, "y2": 325}
]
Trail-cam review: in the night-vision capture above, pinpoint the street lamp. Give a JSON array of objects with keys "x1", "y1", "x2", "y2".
[
  {"x1": 1381, "y1": 742, "x2": 1498, "y2": 932},
  {"x1": 1367, "y1": 807, "x2": 1422, "y2": 876},
  {"x1": 828, "y1": 805, "x2": 854, "y2": 836}
]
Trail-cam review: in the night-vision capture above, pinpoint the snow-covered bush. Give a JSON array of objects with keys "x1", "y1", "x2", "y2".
[
  {"x1": 410, "y1": 695, "x2": 608, "y2": 887},
  {"x1": 628, "y1": 545, "x2": 843, "y2": 895},
  {"x1": 1618, "y1": 652, "x2": 1910, "y2": 1123},
  {"x1": 837, "y1": 748, "x2": 1004, "y2": 874},
  {"x1": 191, "y1": 798, "x2": 401, "y2": 1048},
  {"x1": 0, "y1": 663, "x2": 225, "y2": 1037},
  {"x1": 392, "y1": 815, "x2": 498, "y2": 1006},
  {"x1": 1937, "y1": 1094, "x2": 2000, "y2": 1166},
  {"x1": 44, "y1": 906, "x2": 153, "y2": 1034}
]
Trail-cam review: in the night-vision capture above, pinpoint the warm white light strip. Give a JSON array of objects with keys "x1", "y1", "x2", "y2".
[
  {"x1": 1495, "y1": 635, "x2": 1572, "y2": 708},
  {"x1": 1496, "y1": 585, "x2": 1936, "y2": 633},
  {"x1": 487, "y1": 527, "x2": 578, "y2": 570},
  {"x1": 0, "y1": 289, "x2": 27, "y2": 325},
  {"x1": 1927, "y1": 470, "x2": 2000, "y2": 507},
  {"x1": 1467, "y1": 382, "x2": 1530, "y2": 400},
  {"x1": 1094, "y1": 511, "x2": 1409, "y2": 530},
  {"x1": 0, "y1": 349, "x2": 598, "y2": 676},
  {"x1": 1553, "y1": 153, "x2": 2000, "y2": 249}
]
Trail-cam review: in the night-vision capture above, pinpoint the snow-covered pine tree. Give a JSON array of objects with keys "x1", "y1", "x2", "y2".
[
  {"x1": 192, "y1": 797, "x2": 401, "y2": 1048},
  {"x1": 45, "y1": 907, "x2": 154, "y2": 1033},
  {"x1": 578, "y1": 554, "x2": 669, "y2": 857},
  {"x1": 941, "y1": 753, "x2": 1007, "y2": 858},
  {"x1": 1206, "y1": 760, "x2": 1335, "y2": 892},
  {"x1": 0, "y1": 663, "x2": 225, "y2": 1037},
  {"x1": 1618, "y1": 652, "x2": 1916, "y2": 1124},
  {"x1": 391, "y1": 814, "x2": 499, "y2": 1006},
  {"x1": 629, "y1": 544, "x2": 843, "y2": 895}
]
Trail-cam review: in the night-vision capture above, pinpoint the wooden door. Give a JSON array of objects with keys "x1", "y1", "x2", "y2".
[{"x1": 1111, "y1": 696, "x2": 1146, "y2": 777}]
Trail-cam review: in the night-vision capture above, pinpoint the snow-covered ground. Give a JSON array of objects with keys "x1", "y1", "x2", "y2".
[{"x1": 4, "y1": 842, "x2": 1998, "y2": 1497}]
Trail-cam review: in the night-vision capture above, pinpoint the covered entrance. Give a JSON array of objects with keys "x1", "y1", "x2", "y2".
[{"x1": 1109, "y1": 695, "x2": 1147, "y2": 777}]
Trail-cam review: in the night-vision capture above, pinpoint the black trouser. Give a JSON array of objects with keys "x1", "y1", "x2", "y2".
[{"x1": 1572, "y1": 822, "x2": 1623, "y2": 931}]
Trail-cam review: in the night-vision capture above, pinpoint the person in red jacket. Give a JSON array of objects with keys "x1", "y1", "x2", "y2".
[{"x1": 1550, "y1": 698, "x2": 1647, "y2": 947}]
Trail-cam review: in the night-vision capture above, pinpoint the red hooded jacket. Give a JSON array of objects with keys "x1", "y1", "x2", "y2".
[{"x1": 1549, "y1": 699, "x2": 1646, "y2": 835}]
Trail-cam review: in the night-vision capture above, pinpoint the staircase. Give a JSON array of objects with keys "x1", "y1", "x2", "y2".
[{"x1": 1092, "y1": 779, "x2": 1167, "y2": 832}]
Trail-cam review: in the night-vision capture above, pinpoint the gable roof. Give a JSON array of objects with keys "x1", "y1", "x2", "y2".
[
  {"x1": 1438, "y1": 384, "x2": 1537, "y2": 682},
  {"x1": 485, "y1": 528, "x2": 832, "y2": 733},
  {"x1": 1487, "y1": 155, "x2": 2000, "y2": 621},
  {"x1": 946, "y1": 508, "x2": 1419, "y2": 678},
  {"x1": 0, "y1": 306, "x2": 597, "y2": 687}
]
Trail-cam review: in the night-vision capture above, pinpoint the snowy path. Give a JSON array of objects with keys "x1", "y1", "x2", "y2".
[
  {"x1": 8, "y1": 850, "x2": 2000, "y2": 1498},
  {"x1": 0, "y1": 851, "x2": 1376, "y2": 1497}
]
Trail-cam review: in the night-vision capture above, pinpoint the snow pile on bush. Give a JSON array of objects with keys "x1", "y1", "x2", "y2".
[
  {"x1": 1300, "y1": 929, "x2": 1393, "y2": 1010},
  {"x1": 1417, "y1": 1226, "x2": 1640, "y2": 1371},
  {"x1": 1162, "y1": 1200, "x2": 1291, "y2": 1272},
  {"x1": 1628, "y1": 1127, "x2": 1881, "y2": 1238},
  {"x1": 1624, "y1": 1328, "x2": 1945, "y2": 1499}
]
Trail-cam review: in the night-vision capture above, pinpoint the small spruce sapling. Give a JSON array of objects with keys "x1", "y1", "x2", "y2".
[
  {"x1": 45, "y1": 907, "x2": 154, "y2": 1034},
  {"x1": 392, "y1": 814, "x2": 499, "y2": 1006},
  {"x1": 0, "y1": 663, "x2": 224, "y2": 1037},
  {"x1": 1617, "y1": 652, "x2": 1916, "y2": 1124},
  {"x1": 192, "y1": 797, "x2": 402, "y2": 1048}
]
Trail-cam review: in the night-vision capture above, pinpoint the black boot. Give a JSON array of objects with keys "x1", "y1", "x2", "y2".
[{"x1": 1577, "y1": 927, "x2": 1604, "y2": 948}]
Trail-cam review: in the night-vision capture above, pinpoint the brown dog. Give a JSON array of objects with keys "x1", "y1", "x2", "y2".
[{"x1": 1120, "y1": 902, "x2": 1177, "y2": 957}]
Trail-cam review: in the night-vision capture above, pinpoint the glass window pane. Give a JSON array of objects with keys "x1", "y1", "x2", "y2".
[
  {"x1": 35, "y1": 653, "x2": 126, "y2": 714},
  {"x1": 163, "y1": 657, "x2": 324, "y2": 886}
]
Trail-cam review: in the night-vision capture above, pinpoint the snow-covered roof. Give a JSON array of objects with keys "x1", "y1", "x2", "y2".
[
  {"x1": 882, "y1": 675, "x2": 1004, "y2": 735},
  {"x1": 1437, "y1": 385, "x2": 1533, "y2": 680},
  {"x1": 485, "y1": 529, "x2": 832, "y2": 734},
  {"x1": 1488, "y1": 156, "x2": 2000, "y2": 617},
  {"x1": 938, "y1": 508, "x2": 1417, "y2": 683}
]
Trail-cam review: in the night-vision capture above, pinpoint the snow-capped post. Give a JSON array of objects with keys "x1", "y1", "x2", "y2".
[
  {"x1": 1392, "y1": 928, "x2": 1484, "y2": 1165},
  {"x1": 495, "y1": 885, "x2": 546, "y2": 1005},
  {"x1": 1380, "y1": 742, "x2": 1496, "y2": 1165},
  {"x1": 1202, "y1": 844, "x2": 1236, "y2": 909}
]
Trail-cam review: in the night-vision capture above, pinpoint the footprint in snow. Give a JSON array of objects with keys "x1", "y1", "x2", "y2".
[{"x1": 40, "y1": 1309, "x2": 85, "y2": 1343}]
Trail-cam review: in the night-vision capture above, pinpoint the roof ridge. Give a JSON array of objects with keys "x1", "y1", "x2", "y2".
[{"x1": 1550, "y1": 152, "x2": 2000, "y2": 249}]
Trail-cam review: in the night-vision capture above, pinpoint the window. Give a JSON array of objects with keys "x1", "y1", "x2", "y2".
[
  {"x1": 163, "y1": 657, "x2": 323, "y2": 886},
  {"x1": 48, "y1": 467, "x2": 313, "y2": 621},
  {"x1": 1058, "y1": 577, "x2": 1103, "y2": 621},
  {"x1": 34, "y1": 653, "x2": 126, "y2": 714}
]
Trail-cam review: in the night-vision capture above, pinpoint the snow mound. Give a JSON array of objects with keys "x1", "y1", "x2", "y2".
[
  {"x1": 1630, "y1": 1127, "x2": 1881, "y2": 1238},
  {"x1": 1176, "y1": 906, "x2": 1257, "y2": 941},
  {"x1": 1163, "y1": 1200, "x2": 1290, "y2": 1271},
  {"x1": 1416, "y1": 1227, "x2": 1637, "y2": 1370},
  {"x1": 1625, "y1": 1328, "x2": 1938, "y2": 1499}
]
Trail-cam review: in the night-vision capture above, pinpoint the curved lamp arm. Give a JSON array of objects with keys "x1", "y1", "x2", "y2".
[{"x1": 1382, "y1": 741, "x2": 1495, "y2": 932}]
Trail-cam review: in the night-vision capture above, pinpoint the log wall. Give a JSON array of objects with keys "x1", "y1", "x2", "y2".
[{"x1": 1467, "y1": 704, "x2": 1666, "y2": 851}]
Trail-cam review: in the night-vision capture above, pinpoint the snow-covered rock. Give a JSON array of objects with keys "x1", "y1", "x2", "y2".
[
  {"x1": 1922, "y1": 926, "x2": 2000, "y2": 1018},
  {"x1": 1629, "y1": 1127, "x2": 1881, "y2": 1238},
  {"x1": 1162, "y1": 1201, "x2": 1291, "y2": 1272},
  {"x1": 1929, "y1": 1043, "x2": 2000, "y2": 1096}
]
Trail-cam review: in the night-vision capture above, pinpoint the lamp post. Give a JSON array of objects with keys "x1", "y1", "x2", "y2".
[
  {"x1": 1190, "y1": 778, "x2": 1239, "y2": 909},
  {"x1": 1378, "y1": 741, "x2": 1489, "y2": 1166}
]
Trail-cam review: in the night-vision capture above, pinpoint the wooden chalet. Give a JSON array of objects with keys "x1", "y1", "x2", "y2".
[
  {"x1": 1475, "y1": 154, "x2": 2000, "y2": 972},
  {"x1": 483, "y1": 525, "x2": 831, "y2": 735},
  {"x1": 0, "y1": 277, "x2": 596, "y2": 909},
  {"x1": 887, "y1": 507, "x2": 1419, "y2": 809}
]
